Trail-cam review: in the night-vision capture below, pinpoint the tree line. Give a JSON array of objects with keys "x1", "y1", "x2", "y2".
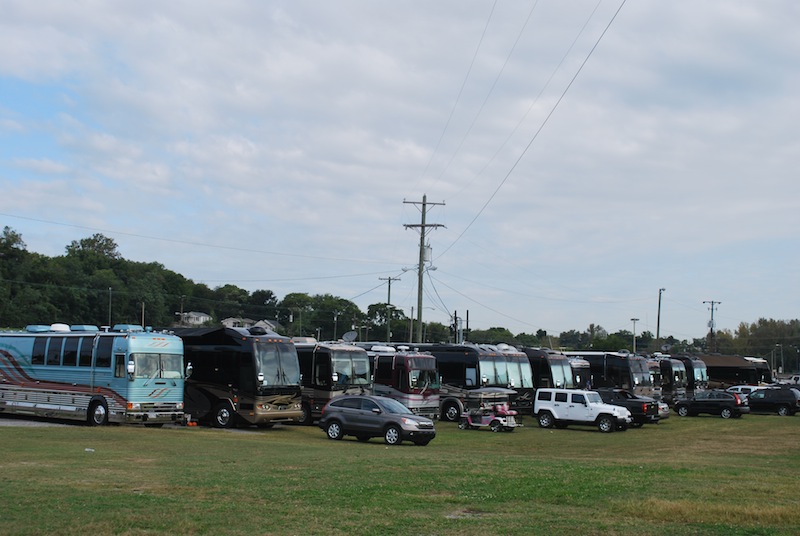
[{"x1": 1, "y1": 227, "x2": 797, "y2": 371}]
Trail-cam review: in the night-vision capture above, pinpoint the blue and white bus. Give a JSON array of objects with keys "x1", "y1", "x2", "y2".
[{"x1": 0, "y1": 323, "x2": 185, "y2": 426}]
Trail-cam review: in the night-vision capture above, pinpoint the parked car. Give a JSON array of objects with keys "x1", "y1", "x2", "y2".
[
  {"x1": 726, "y1": 385, "x2": 768, "y2": 399},
  {"x1": 746, "y1": 387, "x2": 800, "y2": 416},
  {"x1": 657, "y1": 401, "x2": 670, "y2": 421},
  {"x1": 595, "y1": 388, "x2": 660, "y2": 427},
  {"x1": 318, "y1": 394, "x2": 436, "y2": 446},
  {"x1": 534, "y1": 388, "x2": 632, "y2": 433},
  {"x1": 673, "y1": 389, "x2": 750, "y2": 419}
]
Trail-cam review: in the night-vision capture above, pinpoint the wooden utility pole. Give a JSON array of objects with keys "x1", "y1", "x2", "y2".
[{"x1": 403, "y1": 194, "x2": 445, "y2": 343}]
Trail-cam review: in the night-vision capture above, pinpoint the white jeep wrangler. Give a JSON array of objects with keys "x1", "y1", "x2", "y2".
[{"x1": 534, "y1": 388, "x2": 632, "y2": 433}]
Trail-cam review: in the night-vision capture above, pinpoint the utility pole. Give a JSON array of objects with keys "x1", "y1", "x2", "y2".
[
  {"x1": 631, "y1": 318, "x2": 639, "y2": 354},
  {"x1": 379, "y1": 276, "x2": 401, "y2": 342},
  {"x1": 656, "y1": 288, "x2": 665, "y2": 348},
  {"x1": 403, "y1": 194, "x2": 445, "y2": 343},
  {"x1": 703, "y1": 300, "x2": 721, "y2": 352}
]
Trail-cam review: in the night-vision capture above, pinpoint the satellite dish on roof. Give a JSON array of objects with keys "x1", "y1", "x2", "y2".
[{"x1": 341, "y1": 330, "x2": 357, "y2": 342}]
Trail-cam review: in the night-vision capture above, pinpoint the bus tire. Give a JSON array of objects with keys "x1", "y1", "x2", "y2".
[
  {"x1": 87, "y1": 400, "x2": 108, "y2": 426},
  {"x1": 212, "y1": 403, "x2": 236, "y2": 428},
  {"x1": 298, "y1": 404, "x2": 313, "y2": 425},
  {"x1": 442, "y1": 402, "x2": 461, "y2": 422}
]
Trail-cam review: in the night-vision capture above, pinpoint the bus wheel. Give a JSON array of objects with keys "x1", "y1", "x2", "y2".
[
  {"x1": 298, "y1": 404, "x2": 313, "y2": 425},
  {"x1": 87, "y1": 400, "x2": 108, "y2": 426},
  {"x1": 212, "y1": 403, "x2": 236, "y2": 428},
  {"x1": 443, "y1": 403, "x2": 460, "y2": 422}
]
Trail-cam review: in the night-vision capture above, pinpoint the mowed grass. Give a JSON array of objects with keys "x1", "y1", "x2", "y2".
[{"x1": 1, "y1": 413, "x2": 799, "y2": 535}]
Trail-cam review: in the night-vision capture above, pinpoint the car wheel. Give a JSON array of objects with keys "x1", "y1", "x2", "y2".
[
  {"x1": 212, "y1": 403, "x2": 236, "y2": 428},
  {"x1": 720, "y1": 407, "x2": 733, "y2": 419},
  {"x1": 443, "y1": 403, "x2": 461, "y2": 422},
  {"x1": 458, "y1": 418, "x2": 469, "y2": 430},
  {"x1": 326, "y1": 421, "x2": 343, "y2": 440},
  {"x1": 677, "y1": 405, "x2": 689, "y2": 417},
  {"x1": 490, "y1": 420, "x2": 502, "y2": 433},
  {"x1": 384, "y1": 425, "x2": 402, "y2": 445},
  {"x1": 777, "y1": 405, "x2": 790, "y2": 417},
  {"x1": 87, "y1": 400, "x2": 109, "y2": 426},
  {"x1": 537, "y1": 411, "x2": 554, "y2": 428},
  {"x1": 597, "y1": 415, "x2": 614, "y2": 433}
]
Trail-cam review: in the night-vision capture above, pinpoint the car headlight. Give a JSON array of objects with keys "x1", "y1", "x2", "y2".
[{"x1": 401, "y1": 417, "x2": 420, "y2": 428}]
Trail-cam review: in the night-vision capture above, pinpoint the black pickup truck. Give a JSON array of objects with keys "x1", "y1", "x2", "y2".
[{"x1": 595, "y1": 388, "x2": 660, "y2": 427}]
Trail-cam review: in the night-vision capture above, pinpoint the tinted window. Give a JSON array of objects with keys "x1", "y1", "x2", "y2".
[
  {"x1": 537, "y1": 390, "x2": 552, "y2": 401},
  {"x1": 749, "y1": 391, "x2": 765, "y2": 401},
  {"x1": 571, "y1": 393, "x2": 586, "y2": 404},
  {"x1": 331, "y1": 397, "x2": 361, "y2": 409},
  {"x1": 361, "y1": 399, "x2": 379, "y2": 412},
  {"x1": 32, "y1": 338, "x2": 47, "y2": 365},
  {"x1": 95, "y1": 337, "x2": 113, "y2": 368},
  {"x1": 555, "y1": 392, "x2": 568, "y2": 402},
  {"x1": 63, "y1": 337, "x2": 80, "y2": 366},
  {"x1": 78, "y1": 337, "x2": 93, "y2": 367},
  {"x1": 46, "y1": 337, "x2": 64, "y2": 366}
]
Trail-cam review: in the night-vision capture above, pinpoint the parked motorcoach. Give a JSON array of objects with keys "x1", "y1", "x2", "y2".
[
  {"x1": 293, "y1": 340, "x2": 371, "y2": 425},
  {"x1": 564, "y1": 351, "x2": 657, "y2": 399},
  {"x1": 672, "y1": 354, "x2": 708, "y2": 398},
  {"x1": 174, "y1": 327, "x2": 301, "y2": 428},
  {"x1": 369, "y1": 345, "x2": 440, "y2": 420},
  {"x1": 523, "y1": 348, "x2": 575, "y2": 389},
  {"x1": 568, "y1": 356, "x2": 591, "y2": 390},
  {"x1": 697, "y1": 354, "x2": 759, "y2": 389},
  {"x1": 656, "y1": 357, "x2": 687, "y2": 405},
  {"x1": 416, "y1": 343, "x2": 534, "y2": 421},
  {"x1": 0, "y1": 323, "x2": 185, "y2": 426}
]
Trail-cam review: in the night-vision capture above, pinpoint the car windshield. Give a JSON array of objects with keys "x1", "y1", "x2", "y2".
[
  {"x1": 378, "y1": 398, "x2": 414, "y2": 415},
  {"x1": 585, "y1": 392, "x2": 603, "y2": 404}
]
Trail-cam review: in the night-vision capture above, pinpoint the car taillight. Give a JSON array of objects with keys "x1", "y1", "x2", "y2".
[
  {"x1": 732, "y1": 393, "x2": 742, "y2": 405},
  {"x1": 642, "y1": 403, "x2": 648, "y2": 413}
]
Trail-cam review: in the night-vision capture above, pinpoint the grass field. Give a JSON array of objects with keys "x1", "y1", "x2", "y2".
[{"x1": 1, "y1": 413, "x2": 799, "y2": 535}]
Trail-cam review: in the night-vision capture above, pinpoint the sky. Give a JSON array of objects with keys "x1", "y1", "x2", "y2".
[{"x1": 1, "y1": 1, "x2": 798, "y2": 342}]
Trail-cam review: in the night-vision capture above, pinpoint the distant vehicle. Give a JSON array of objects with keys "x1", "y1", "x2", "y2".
[
  {"x1": 672, "y1": 354, "x2": 708, "y2": 397},
  {"x1": 697, "y1": 354, "x2": 760, "y2": 389},
  {"x1": 726, "y1": 385, "x2": 768, "y2": 399},
  {"x1": 743, "y1": 356, "x2": 774, "y2": 384},
  {"x1": 175, "y1": 327, "x2": 302, "y2": 428},
  {"x1": 457, "y1": 388, "x2": 522, "y2": 432},
  {"x1": 656, "y1": 400, "x2": 670, "y2": 421},
  {"x1": 746, "y1": 387, "x2": 800, "y2": 416},
  {"x1": 417, "y1": 343, "x2": 534, "y2": 420},
  {"x1": 594, "y1": 388, "x2": 659, "y2": 427},
  {"x1": 534, "y1": 388, "x2": 632, "y2": 433},
  {"x1": 293, "y1": 340, "x2": 371, "y2": 424},
  {"x1": 568, "y1": 356, "x2": 592, "y2": 390},
  {"x1": 564, "y1": 351, "x2": 657, "y2": 399},
  {"x1": 318, "y1": 394, "x2": 436, "y2": 446},
  {"x1": 673, "y1": 390, "x2": 750, "y2": 419},
  {"x1": 0, "y1": 323, "x2": 185, "y2": 426},
  {"x1": 522, "y1": 348, "x2": 575, "y2": 389},
  {"x1": 370, "y1": 345, "x2": 440, "y2": 420}
]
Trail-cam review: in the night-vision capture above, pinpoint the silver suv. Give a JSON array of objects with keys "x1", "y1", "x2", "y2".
[
  {"x1": 319, "y1": 395, "x2": 436, "y2": 446},
  {"x1": 534, "y1": 388, "x2": 632, "y2": 433}
]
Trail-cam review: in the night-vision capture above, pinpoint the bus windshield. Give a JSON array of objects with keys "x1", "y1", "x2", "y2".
[
  {"x1": 133, "y1": 353, "x2": 183, "y2": 379},
  {"x1": 548, "y1": 356, "x2": 573, "y2": 389},
  {"x1": 630, "y1": 359, "x2": 653, "y2": 387},
  {"x1": 254, "y1": 341, "x2": 301, "y2": 385},
  {"x1": 332, "y1": 350, "x2": 371, "y2": 386},
  {"x1": 410, "y1": 368, "x2": 440, "y2": 389}
]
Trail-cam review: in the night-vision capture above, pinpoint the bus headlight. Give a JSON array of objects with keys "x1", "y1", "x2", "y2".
[{"x1": 127, "y1": 402, "x2": 142, "y2": 411}]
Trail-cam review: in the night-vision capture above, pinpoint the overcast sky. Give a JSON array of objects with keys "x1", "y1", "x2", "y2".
[{"x1": 1, "y1": 1, "x2": 798, "y2": 342}]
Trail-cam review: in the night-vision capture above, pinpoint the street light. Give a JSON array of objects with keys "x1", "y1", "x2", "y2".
[
  {"x1": 631, "y1": 318, "x2": 639, "y2": 354},
  {"x1": 656, "y1": 288, "x2": 665, "y2": 346}
]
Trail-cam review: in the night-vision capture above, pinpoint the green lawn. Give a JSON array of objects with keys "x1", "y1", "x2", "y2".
[{"x1": 1, "y1": 414, "x2": 798, "y2": 535}]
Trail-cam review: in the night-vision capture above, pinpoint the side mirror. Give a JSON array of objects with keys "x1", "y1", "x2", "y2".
[
  {"x1": 372, "y1": 408, "x2": 381, "y2": 414},
  {"x1": 481, "y1": 376, "x2": 488, "y2": 386},
  {"x1": 257, "y1": 372, "x2": 265, "y2": 384},
  {"x1": 127, "y1": 360, "x2": 135, "y2": 375},
  {"x1": 332, "y1": 372, "x2": 339, "y2": 383},
  {"x1": 185, "y1": 362, "x2": 193, "y2": 378}
]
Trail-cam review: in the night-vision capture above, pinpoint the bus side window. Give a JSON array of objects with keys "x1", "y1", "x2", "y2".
[
  {"x1": 46, "y1": 337, "x2": 64, "y2": 366},
  {"x1": 95, "y1": 337, "x2": 113, "y2": 368},
  {"x1": 63, "y1": 337, "x2": 80, "y2": 366},
  {"x1": 32, "y1": 338, "x2": 47, "y2": 365},
  {"x1": 114, "y1": 353, "x2": 127, "y2": 377},
  {"x1": 78, "y1": 337, "x2": 93, "y2": 367},
  {"x1": 465, "y1": 366, "x2": 477, "y2": 387}
]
